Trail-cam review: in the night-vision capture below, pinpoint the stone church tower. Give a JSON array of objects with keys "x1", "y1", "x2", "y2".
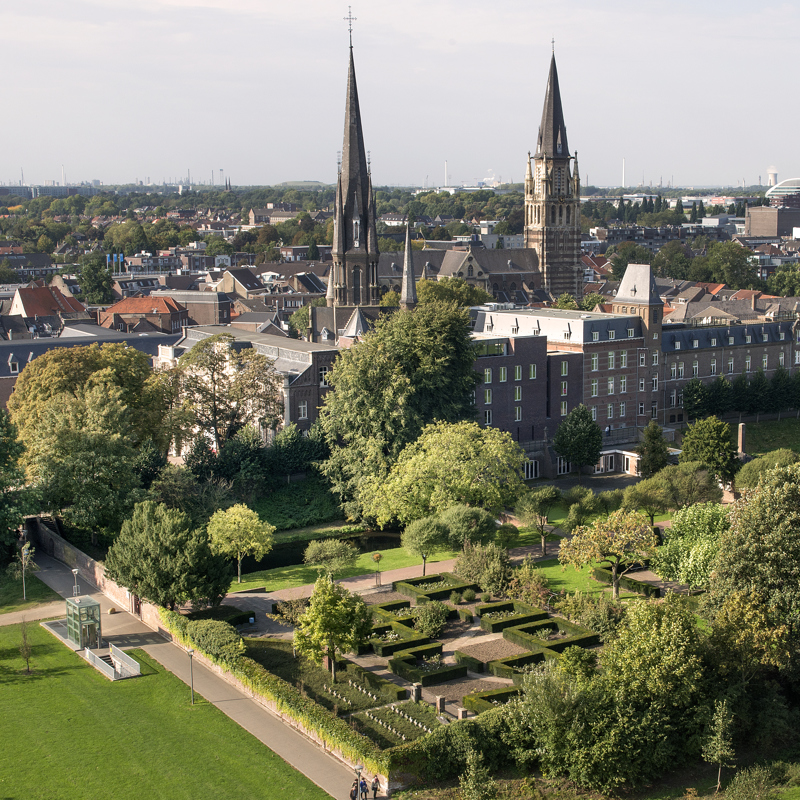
[
  {"x1": 327, "y1": 44, "x2": 380, "y2": 308},
  {"x1": 524, "y1": 53, "x2": 582, "y2": 300}
]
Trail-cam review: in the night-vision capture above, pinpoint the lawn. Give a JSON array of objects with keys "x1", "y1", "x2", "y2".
[
  {"x1": 742, "y1": 417, "x2": 800, "y2": 456},
  {"x1": 229, "y1": 544, "x2": 460, "y2": 593},
  {"x1": 544, "y1": 502, "x2": 670, "y2": 532},
  {"x1": 0, "y1": 623, "x2": 329, "y2": 800},
  {"x1": 536, "y1": 558, "x2": 599, "y2": 595},
  {"x1": 0, "y1": 573, "x2": 62, "y2": 615}
]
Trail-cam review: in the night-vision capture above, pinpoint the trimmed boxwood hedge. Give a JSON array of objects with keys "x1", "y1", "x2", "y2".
[
  {"x1": 344, "y1": 661, "x2": 408, "y2": 702},
  {"x1": 389, "y1": 652, "x2": 467, "y2": 687},
  {"x1": 592, "y1": 565, "x2": 661, "y2": 598},
  {"x1": 457, "y1": 609, "x2": 474, "y2": 623},
  {"x1": 462, "y1": 686, "x2": 520, "y2": 714},
  {"x1": 453, "y1": 650, "x2": 484, "y2": 672},
  {"x1": 475, "y1": 601, "x2": 515, "y2": 617},
  {"x1": 479, "y1": 611, "x2": 549, "y2": 633},
  {"x1": 487, "y1": 649, "x2": 555, "y2": 678},
  {"x1": 394, "y1": 573, "x2": 480, "y2": 602},
  {"x1": 500, "y1": 618, "x2": 600, "y2": 653}
]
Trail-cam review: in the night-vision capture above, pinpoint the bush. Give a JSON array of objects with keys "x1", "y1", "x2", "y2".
[
  {"x1": 555, "y1": 591, "x2": 626, "y2": 643},
  {"x1": 462, "y1": 588, "x2": 476, "y2": 603},
  {"x1": 506, "y1": 555, "x2": 549, "y2": 607},
  {"x1": 454, "y1": 542, "x2": 511, "y2": 597},
  {"x1": 414, "y1": 600, "x2": 449, "y2": 638},
  {"x1": 450, "y1": 590, "x2": 462, "y2": 605},
  {"x1": 724, "y1": 765, "x2": 779, "y2": 800},
  {"x1": 185, "y1": 619, "x2": 245, "y2": 665},
  {"x1": 481, "y1": 592, "x2": 490, "y2": 603},
  {"x1": 495, "y1": 523, "x2": 519, "y2": 549},
  {"x1": 271, "y1": 598, "x2": 308, "y2": 627}
]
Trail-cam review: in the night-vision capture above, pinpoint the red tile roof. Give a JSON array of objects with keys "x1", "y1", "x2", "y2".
[
  {"x1": 15, "y1": 286, "x2": 85, "y2": 317},
  {"x1": 106, "y1": 296, "x2": 185, "y2": 314}
]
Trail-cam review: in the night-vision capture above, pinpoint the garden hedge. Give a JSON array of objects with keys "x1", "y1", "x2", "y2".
[
  {"x1": 488, "y1": 650, "x2": 554, "y2": 678},
  {"x1": 462, "y1": 687, "x2": 520, "y2": 714},
  {"x1": 267, "y1": 526, "x2": 366, "y2": 568},
  {"x1": 453, "y1": 650, "x2": 484, "y2": 673},
  {"x1": 344, "y1": 661, "x2": 407, "y2": 702},
  {"x1": 393, "y1": 573, "x2": 480, "y2": 602},
  {"x1": 479, "y1": 611, "x2": 549, "y2": 633},
  {"x1": 389, "y1": 652, "x2": 467, "y2": 687},
  {"x1": 501, "y1": 618, "x2": 600, "y2": 652}
]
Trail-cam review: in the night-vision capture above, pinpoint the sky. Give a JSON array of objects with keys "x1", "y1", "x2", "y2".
[{"x1": 1, "y1": 0, "x2": 797, "y2": 190}]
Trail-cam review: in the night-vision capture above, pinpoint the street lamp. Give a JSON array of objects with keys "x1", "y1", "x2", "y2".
[
  {"x1": 71, "y1": 568, "x2": 79, "y2": 597},
  {"x1": 354, "y1": 764, "x2": 363, "y2": 793},
  {"x1": 187, "y1": 648, "x2": 195, "y2": 705}
]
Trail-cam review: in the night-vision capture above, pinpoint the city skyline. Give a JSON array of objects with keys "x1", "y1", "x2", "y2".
[{"x1": 1, "y1": 0, "x2": 796, "y2": 189}]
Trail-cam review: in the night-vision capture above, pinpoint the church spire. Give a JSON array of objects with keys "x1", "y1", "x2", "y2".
[
  {"x1": 536, "y1": 53, "x2": 569, "y2": 158},
  {"x1": 400, "y1": 222, "x2": 417, "y2": 310}
]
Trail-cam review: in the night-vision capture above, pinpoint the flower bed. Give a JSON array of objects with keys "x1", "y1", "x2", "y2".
[
  {"x1": 352, "y1": 701, "x2": 442, "y2": 748},
  {"x1": 394, "y1": 572, "x2": 480, "y2": 602},
  {"x1": 501, "y1": 618, "x2": 600, "y2": 653}
]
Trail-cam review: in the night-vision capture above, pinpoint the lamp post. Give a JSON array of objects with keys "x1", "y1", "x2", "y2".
[
  {"x1": 354, "y1": 764, "x2": 363, "y2": 795},
  {"x1": 187, "y1": 648, "x2": 195, "y2": 705},
  {"x1": 71, "y1": 568, "x2": 79, "y2": 597}
]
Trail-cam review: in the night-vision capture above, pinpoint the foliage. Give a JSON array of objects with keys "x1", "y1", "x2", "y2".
[
  {"x1": 8, "y1": 342, "x2": 167, "y2": 451},
  {"x1": 77, "y1": 254, "x2": 114, "y2": 304},
  {"x1": 737, "y1": 448, "x2": 799, "y2": 490},
  {"x1": 288, "y1": 297, "x2": 327, "y2": 338},
  {"x1": 557, "y1": 646, "x2": 598, "y2": 684},
  {"x1": 553, "y1": 293, "x2": 578, "y2": 310},
  {"x1": 459, "y1": 748, "x2": 498, "y2": 800},
  {"x1": 293, "y1": 576, "x2": 373, "y2": 682},
  {"x1": 6, "y1": 543, "x2": 39, "y2": 601},
  {"x1": 724, "y1": 765, "x2": 779, "y2": 800},
  {"x1": 515, "y1": 485, "x2": 560, "y2": 556},
  {"x1": 702, "y1": 699, "x2": 736, "y2": 793},
  {"x1": 552, "y1": 405, "x2": 602, "y2": 479},
  {"x1": 207, "y1": 503, "x2": 275, "y2": 583},
  {"x1": 401, "y1": 516, "x2": 449, "y2": 576},
  {"x1": 707, "y1": 464, "x2": 800, "y2": 656},
  {"x1": 18, "y1": 617, "x2": 32, "y2": 674},
  {"x1": 559, "y1": 509, "x2": 657, "y2": 599},
  {"x1": 437, "y1": 504, "x2": 499, "y2": 550},
  {"x1": 579, "y1": 292, "x2": 604, "y2": 311},
  {"x1": 147, "y1": 464, "x2": 236, "y2": 530},
  {"x1": 105, "y1": 501, "x2": 232, "y2": 610},
  {"x1": 555, "y1": 591, "x2": 626, "y2": 643},
  {"x1": 453, "y1": 542, "x2": 511, "y2": 596},
  {"x1": 494, "y1": 522, "x2": 519, "y2": 549},
  {"x1": 643, "y1": 461, "x2": 722, "y2": 511},
  {"x1": 251, "y1": 474, "x2": 341, "y2": 531},
  {"x1": 24, "y1": 375, "x2": 141, "y2": 533},
  {"x1": 653, "y1": 503, "x2": 729, "y2": 588},
  {"x1": 318, "y1": 303, "x2": 479, "y2": 520},
  {"x1": 637, "y1": 420, "x2": 669, "y2": 478},
  {"x1": 416, "y1": 277, "x2": 492, "y2": 306},
  {"x1": 369, "y1": 420, "x2": 524, "y2": 526},
  {"x1": 0, "y1": 410, "x2": 36, "y2": 547},
  {"x1": 506, "y1": 555, "x2": 549, "y2": 608},
  {"x1": 413, "y1": 600, "x2": 449, "y2": 638},
  {"x1": 379, "y1": 289, "x2": 400, "y2": 307},
  {"x1": 177, "y1": 333, "x2": 283, "y2": 451},
  {"x1": 270, "y1": 598, "x2": 309, "y2": 627},
  {"x1": 561, "y1": 488, "x2": 598, "y2": 534},
  {"x1": 680, "y1": 416, "x2": 739, "y2": 483},
  {"x1": 303, "y1": 539, "x2": 359, "y2": 578},
  {"x1": 184, "y1": 619, "x2": 245, "y2": 665},
  {"x1": 267, "y1": 422, "x2": 329, "y2": 479}
]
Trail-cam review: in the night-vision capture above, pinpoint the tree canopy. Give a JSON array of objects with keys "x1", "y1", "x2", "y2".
[
  {"x1": 207, "y1": 503, "x2": 275, "y2": 584},
  {"x1": 0, "y1": 410, "x2": 36, "y2": 547},
  {"x1": 679, "y1": 416, "x2": 738, "y2": 483},
  {"x1": 401, "y1": 516, "x2": 449, "y2": 576},
  {"x1": 553, "y1": 405, "x2": 602, "y2": 479},
  {"x1": 515, "y1": 485, "x2": 561, "y2": 556},
  {"x1": 636, "y1": 420, "x2": 669, "y2": 479},
  {"x1": 368, "y1": 421, "x2": 525, "y2": 526},
  {"x1": 416, "y1": 277, "x2": 492, "y2": 306},
  {"x1": 318, "y1": 303, "x2": 479, "y2": 519}
]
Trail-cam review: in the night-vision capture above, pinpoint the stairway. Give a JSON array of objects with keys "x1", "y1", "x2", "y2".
[{"x1": 99, "y1": 654, "x2": 114, "y2": 669}]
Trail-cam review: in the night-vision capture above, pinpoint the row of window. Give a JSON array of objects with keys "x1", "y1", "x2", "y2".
[
  {"x1": 590, "y1": 376, "x2": 657, "y2": 396},
  {"x1": 669, "y1": 351, "x2": 788, "y2": 379},
  {"x1": 483, "y1": 387, "x2": 524, "y2": 404},
  {"x1": 675, "y1": 331, "x2": 790, "y2": 350},
  {"x1": 591, "y1": 328, "x2": 636, "y2": 341},
  {"x1": 483, "y1": 407, "x2": 525, "y2": 425},
  {"x1": 590, "y1": 351, "x2": 656, "y2": 371},
  {"x1": 483, "y1": 364, "x2": 538, "y2": 383}
]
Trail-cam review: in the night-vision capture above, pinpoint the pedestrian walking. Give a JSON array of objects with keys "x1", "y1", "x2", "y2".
[
  {"x1": 359, "y1": 777, "x2": 368, "y2": 800},
  {"x1": 349, "y1": 779, "x2": 358, "y2": 800},
  {"x1": 371, "y1": 775, "x2": 380, "y2": 798}
]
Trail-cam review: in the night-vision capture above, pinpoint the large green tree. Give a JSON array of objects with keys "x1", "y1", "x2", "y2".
[
  {"x1": 736, "y1": 448, "x2": 799, "y2": 491},
  {"x1": 553, "y1": 405, "x2": 602, "y2": 480},
  {"x1": 515, "y1": 485, "x2": 561, "y2": 556},
  {"x1": 368, "y1": 421, "x2": 525, "y2": 526},
  {"x1": 401, "y1": 516, "x2": 449, "y2": 576},
  {"x1": 0, "y1": 410, "x2": 36, "y2": 547},
  {"x1": 77, "y1": 254, "x2": 114, "y2": 304},
  {"x1": 177, "y1": 333, "x2": 283, "y2": 451},
  {"x1": 207, "y1": 504, "x2": 275, "y2": 584},
  {"x1": 416, "y1": 277, "x2": 492, "y2": 306},
  {"x1": 636, "y1": 420, "x2": 669, "y2": 479},
  {"x1": 318, "y1": 303, "x2": 479, "y2": 519},
  {"x1": 680, "y1": 416, "x2": 738, "y2": 484},
  {"x1": 293, "y1": 576, "x2": 373, "y2": 681},
  {"x1": 105, "y1": 500, "x2": 232, "y2": 610}
]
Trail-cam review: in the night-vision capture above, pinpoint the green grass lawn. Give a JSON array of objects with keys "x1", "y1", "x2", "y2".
[
  {"x1": 742, "y1": 417, "x2": 800, "y2": 456},
  {"x1": 0, "y1": 623, "x2": 329, "y2": 800},
  {"x1": 536, "y1": 558, "x2": 599, "y2": 595},
  {"x1": 513, "y1": 527, "x2": 563, "y2": 549},
  {"x1": 229, "y1": 544, "x2": 460, "y2": 593},
  {"x1": 544, "y1": 502, "x2": 671, "y2": 532},
  {"x1": 0, "y1": 573, "x2": 62, "y2": 615}
]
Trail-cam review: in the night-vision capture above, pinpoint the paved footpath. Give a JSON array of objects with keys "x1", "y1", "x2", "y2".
[{"x1": 4, "y1": 554, "x2": 357, "y2": 800}]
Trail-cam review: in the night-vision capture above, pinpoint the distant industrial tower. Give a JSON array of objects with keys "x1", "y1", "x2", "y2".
[
  {"x1": 327, "y1": 40, "x2": 380, "y2": 308},
  {"x1": 524, "y1": 52, "x2": 582, "y2": 299},
  {"x1": 768, "y1": 166, "x2": 778, "y2": 187}
]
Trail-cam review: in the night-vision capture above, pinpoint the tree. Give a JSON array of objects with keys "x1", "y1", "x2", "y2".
[
  {"x1": 708, "y1": 464, "x2": 800, "y2": 654},
  {"x1": 105, "y1": 501, "x2": 232, "y2": 610},
  {"x1": 680, "y1": 416, "x2": 738, "y2": 484},
  {"x1": 369, "y1": 421, "x2": 525, "y2": 526},
  {"x1": 0, "y1": 410, "x2": 35, "y2": 547},
  {"x1": 682, "y1": 377, "x2": 710, "y2": 420},
  {"x1": 554, "y1": 293, "x2": 578, "y2": 310},
  {"x1": 77, "y1": 254, "x2": 114, "y2": 304},
  {"x1": 288, "y1": 297, "x2": 326, "y2": 338},
  {"x1": 707, "y1": 241, "x2": 755, "y2": 289},
  {"x1": 736, "y1": 448, "x2": 799, "y2": 491},
  {"x1": 702, "y1": 699, "x2": 735, "y2": 794},
  {"x1": 553, "y1": 405, "x2": 602, "y2": 481},
  {"x1": 459, "y1": 749, "x2": 498, "y2": 800},
  {"x1": 560, "y1": 509, "x2": 657, "y2": 599},
  {"x1": 318, "y1": 304, "x2": 480, "y2": 519},
  {"x1": 6, "y1": 543, "x2": 39, "y2": 601},
  {"x1": 579, "y1": 293, "x2": 604, "y2": 312},
  {"x1": 178, "y1": 333, "x2": 283, "y2": 451},
  {"x1": 437, "y1": 504, "x2": 498, "y2": 550},
  {"x1": 19, "y1": 618, "x2": 33, "y2": 674},
  {"x1": 636, "y1": 420, "x2": 669, "y2": 479},
  {"x1": 207, "y1": 504, "x2": 275, "y2": 584},
  {"x1": 204, "y1": 236, "x2": 234, "y2": 257},
  {"x1": 622, "y1": 479, "x2": 669, "y2": 525},
  {"x1": 650, "y1": 461, "x2": 722, "y2": 509},
  {"x1": 303, "y1": 539, "x2": 359, "y2": 578},
  {"x1": 401, "y1": 516, "x2": 448, "y2": 576},
  {"x1": 293, "y1": 576, "x2": 372, "y2": 681},
  {"x1": 453, "y1": 541, "x2": 511, "y2": 596},
  {"x1": 653, "y1": 502, "x2": 729, "y2": 588},
  {"x1": 379, "y1": 289, "x2": 400, "y2": 307},
  {"x1": 24, "y1": 376, "x2": 141, "y2": 533},
  {"x1": 416, "y1": 277, "x2": 492, "y2": 306},
  {"x1": 515, "y1": 485, "x2": 561, "y2": 556},
  {"x1": 414, "y1": 600, "x2": 449, "y2": 638},
  {"x1": 707, "y1": 376, "x2": 732, "y2": 417}
]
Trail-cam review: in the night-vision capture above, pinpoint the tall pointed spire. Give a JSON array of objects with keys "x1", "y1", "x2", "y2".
[
  {"x1": 536, "y1": 53, "x2": 569, "y2": 158},
  {"x1": 400, "y1": 223, "x2": 417, "y2": 310}
]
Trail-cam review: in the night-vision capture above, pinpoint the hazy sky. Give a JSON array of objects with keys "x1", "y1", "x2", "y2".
[{"x1": 2, "y1": 0, "x2": 796, "y2": 189}]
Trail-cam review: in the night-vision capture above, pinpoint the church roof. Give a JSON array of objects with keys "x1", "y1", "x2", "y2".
[
  {"x1": 340, "y1": 307, "x2": 372, "y2": 339},
  {"x1": 615, "y1": 264, "x2": 661, "y2": 305},
  {"x1": 536, "y1": 53, "x2": 570, "y2": 159}
]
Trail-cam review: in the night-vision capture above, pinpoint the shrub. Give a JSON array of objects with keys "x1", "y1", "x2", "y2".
[
  {"x1": 414, "y1": 600, "x2": 449, "y2": 638},
  {"x1": 271, "y1": 598, "x2": 308, "y2": 627},
  {"x1": 724, "y1": 765, "x2": 779, "y2": 800},
  {"x1": 506, "y1": 555, "x2": 549, "y2": 607},
  {"x1": 495, "y1": 523, "x2": 520, "y2": 549},
  {"x1": 481, "y1": 592, "x2": 490, "y2": 603},
  {"x1": 450, "y1": 591, "x2": 462, "y2": 605},
  {"x1": 454, "y1": 542, "x2": 511, "y2": 597},
  {"x1": 185, "y1": 619, "x2": 245, "y2": 665},
  {"x1": 555, "y1": 591, "x2": 626, "y2": 642},
  {"x1": 462, "y1": 588, "x2": 476, "y2": 603}
]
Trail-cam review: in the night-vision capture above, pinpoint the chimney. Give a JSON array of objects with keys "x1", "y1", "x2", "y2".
[{"x1": 751, "y1": 294, "x2": 756, "y2": 311}]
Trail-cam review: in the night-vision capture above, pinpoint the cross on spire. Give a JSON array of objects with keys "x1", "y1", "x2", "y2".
[
  {"x1": 344, "y1": 6, "x2": 357, "y2": 48},
  {"x1": 551, "y1": 37, "x2": 555, "y2": 53}
]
